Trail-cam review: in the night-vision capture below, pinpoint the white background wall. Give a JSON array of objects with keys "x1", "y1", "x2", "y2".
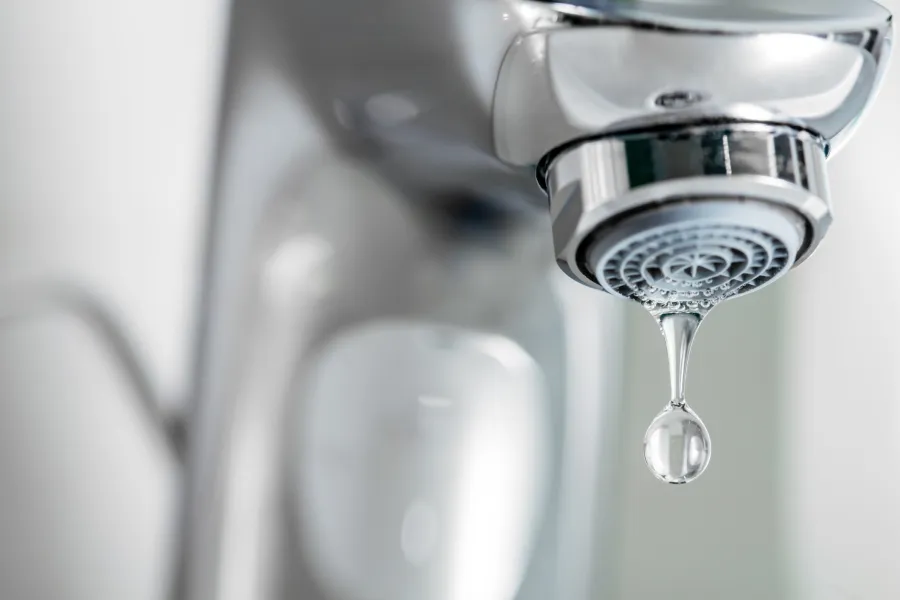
[
  {"x1": 0, "y1": 1, "x2": 226, "y2": 598},
  {"x1": 785, "y1": 6, "x2": 900, "y2": 594}
]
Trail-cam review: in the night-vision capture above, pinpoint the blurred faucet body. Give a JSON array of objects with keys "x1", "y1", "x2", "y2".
[{"x1": 173, "y1": 1, "x2": 892, "y2": 598}]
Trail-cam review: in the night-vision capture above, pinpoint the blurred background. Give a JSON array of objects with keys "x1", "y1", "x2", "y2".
[{"x1": 0, "y1": 1, "x2": 898, "y2": 599}]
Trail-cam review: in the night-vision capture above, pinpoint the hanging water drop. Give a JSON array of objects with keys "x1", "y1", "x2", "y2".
[
  {"x1": 644, "y1": 401, "x2": 710, "y2": 484},
  {"x1": 643, "y1": 311, "x2": 711, "y2": 484}
]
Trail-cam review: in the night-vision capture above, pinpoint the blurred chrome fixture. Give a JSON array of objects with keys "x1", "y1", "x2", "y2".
[{"x1": 499, "y1": 1, "x2": 892, "y2": 305}]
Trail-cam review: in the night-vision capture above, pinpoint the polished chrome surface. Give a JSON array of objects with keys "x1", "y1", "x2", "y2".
[
  {"x1": 533, "y1": 0, "x2": 891, "y2": 35},
  {"x1": 500, "y1": 1, "x2": 889, "y2": 300},
  {"x1": 496, "y1": 0, "x2": 892, "y2": 167},
  {"x1": 545, "y1": 125, "x2": 831, "y2": 289}
]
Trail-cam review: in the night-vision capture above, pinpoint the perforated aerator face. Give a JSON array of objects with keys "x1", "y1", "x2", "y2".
[{"x1": 585, "y1": 201, "x2": 807, "y2": 313}]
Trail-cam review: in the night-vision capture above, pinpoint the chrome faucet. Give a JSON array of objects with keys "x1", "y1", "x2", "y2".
[{"x1": 159, "y1": 1, "x2": 894, "y2": 599}]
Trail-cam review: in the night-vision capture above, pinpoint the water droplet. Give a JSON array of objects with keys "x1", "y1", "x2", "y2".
[
  {"x1": 644, "y1": 402, "x2": 711, "y2": 484},
  {"x1": 641, "y1": 311, "x2": 712, "y2": 484}
]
